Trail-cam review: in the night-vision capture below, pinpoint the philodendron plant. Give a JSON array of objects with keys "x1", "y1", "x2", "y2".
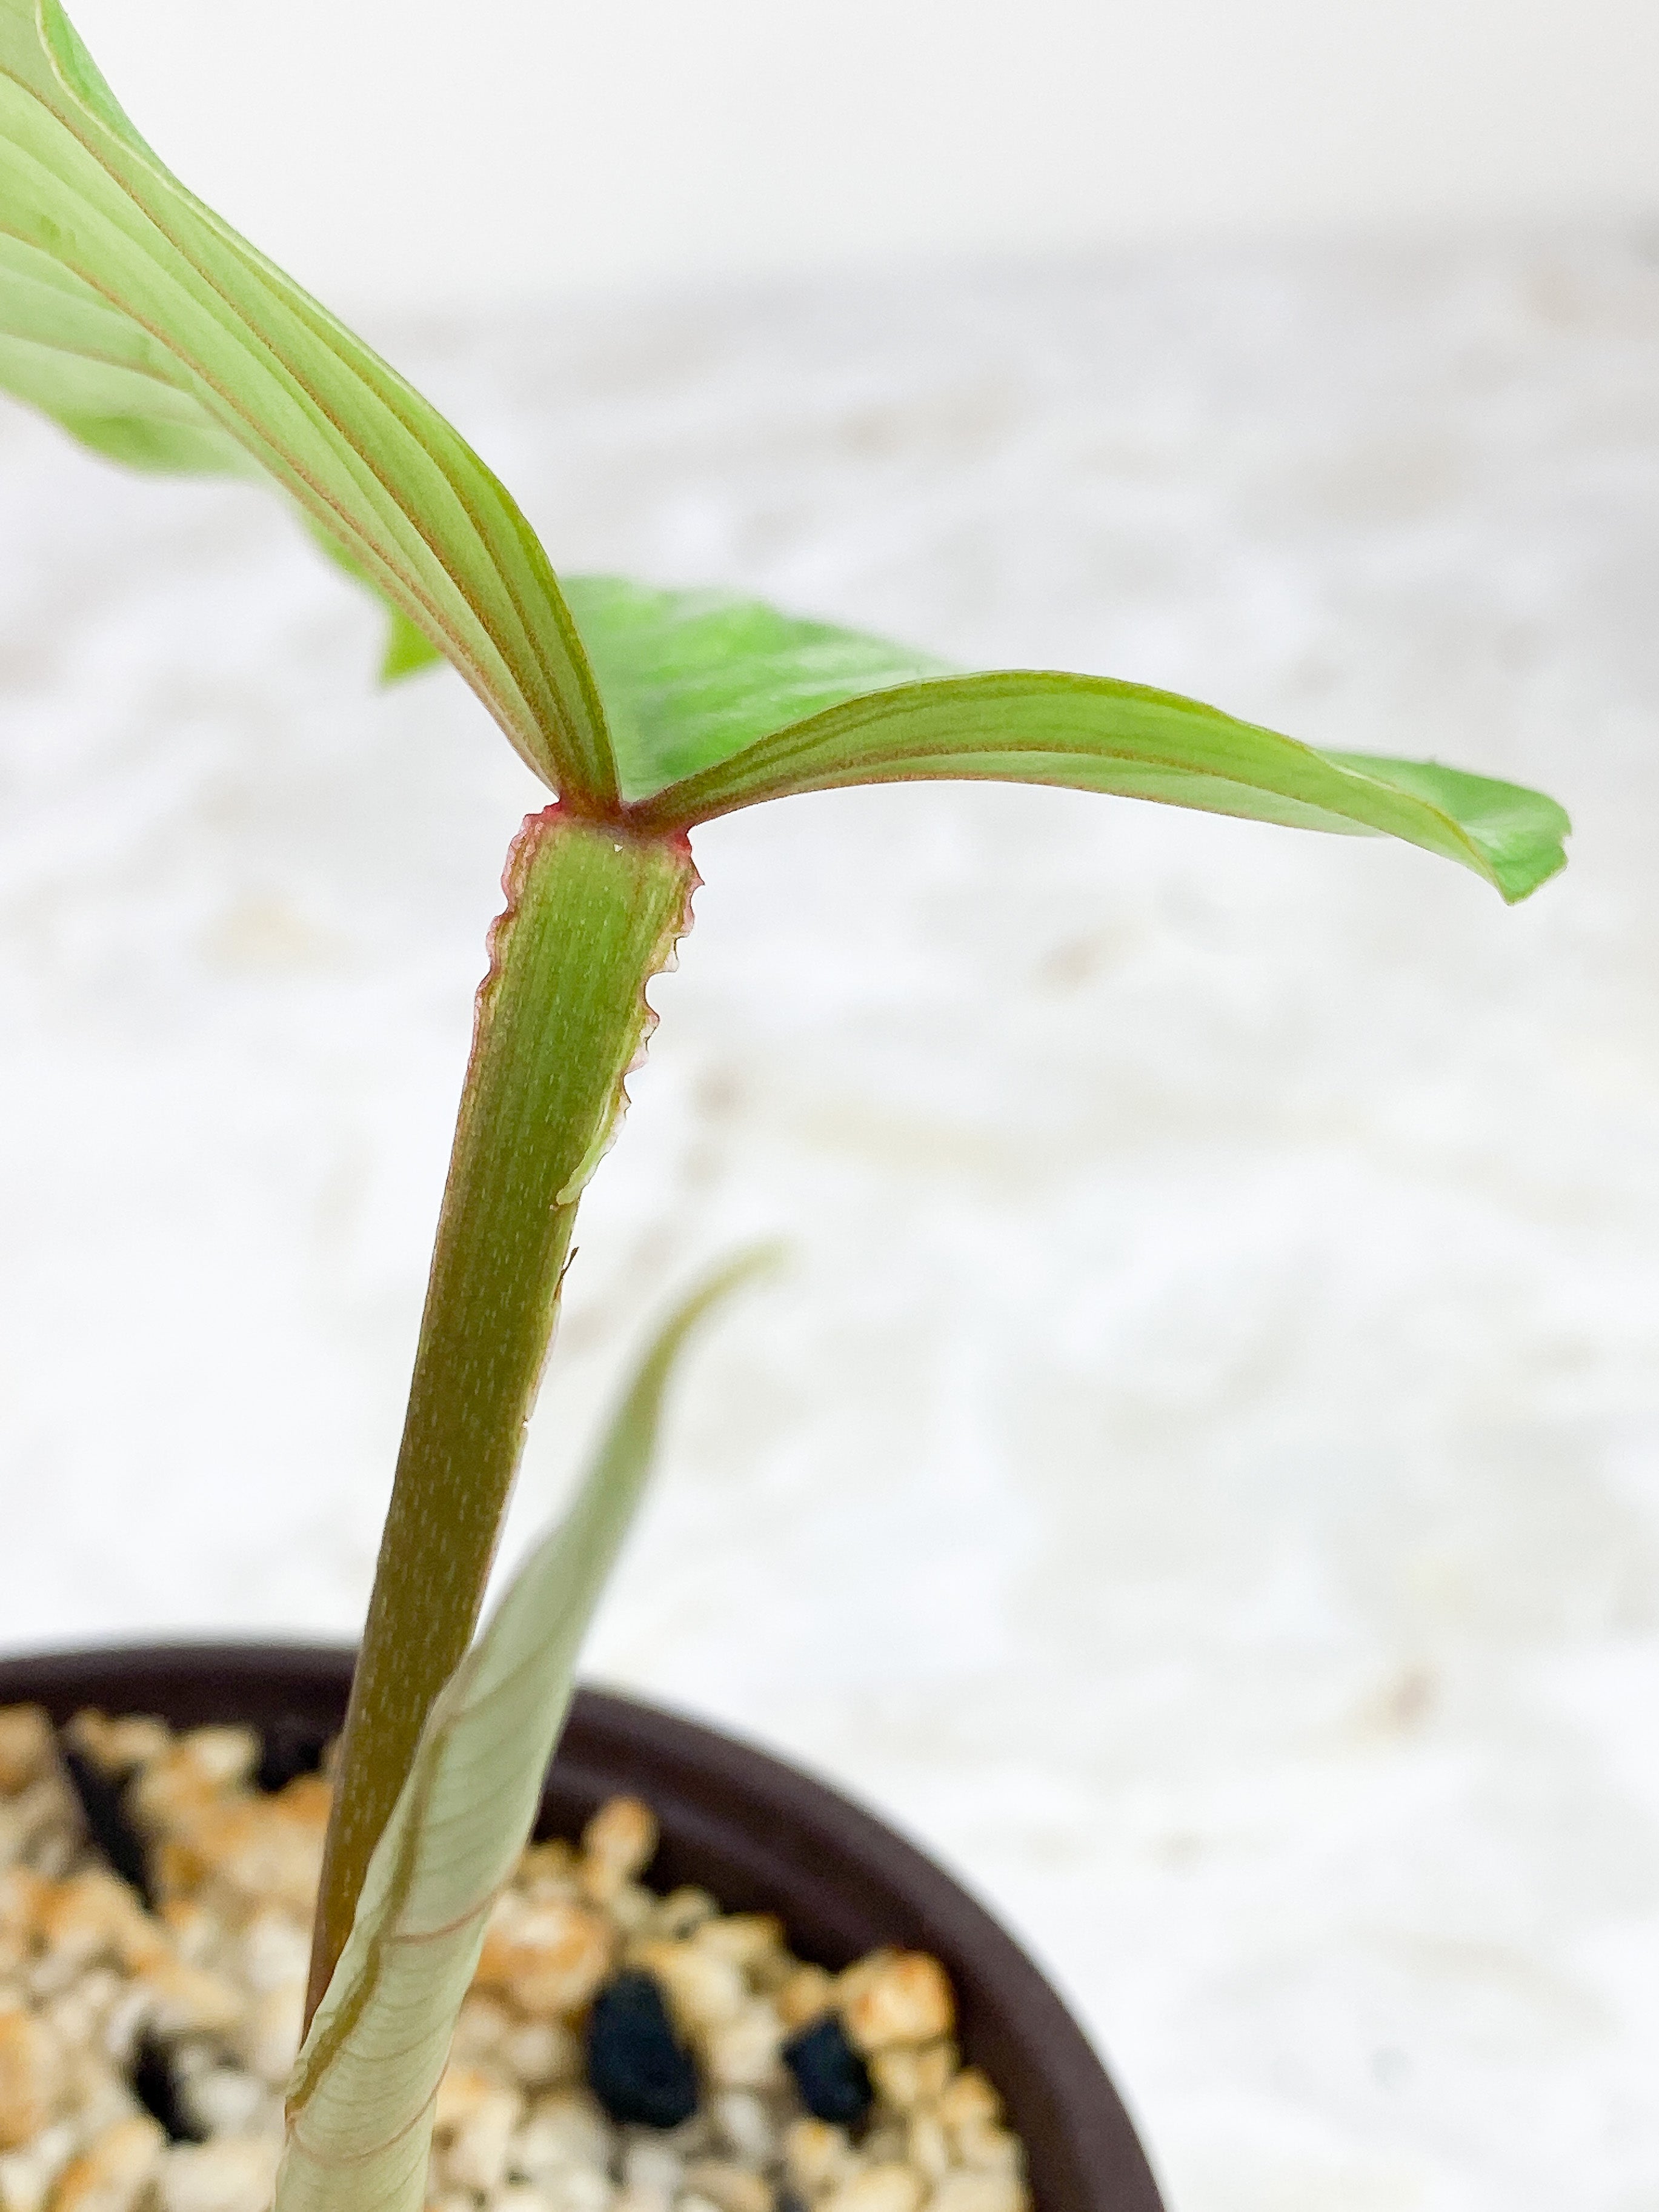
[{"x1": 1, "y1": 5, "x2": 1570, "y2": 2208}]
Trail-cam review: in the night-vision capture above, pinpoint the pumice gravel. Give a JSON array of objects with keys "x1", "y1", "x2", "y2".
[{"x1": 0, "y1": 1709, "x2": 1032, "y2": 2212}]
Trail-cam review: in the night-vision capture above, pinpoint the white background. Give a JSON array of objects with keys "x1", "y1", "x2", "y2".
[{"x1": 62, "y1": 0, "x2": 1659, "y2": 311}]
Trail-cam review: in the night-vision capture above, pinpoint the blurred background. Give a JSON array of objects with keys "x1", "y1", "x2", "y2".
[
  {"x1": 4, "y1": 5, "x2": 1659, "y2": 2208},
  {"x1": 55, "y1": 0, "x2": 1659, "y2": 307}
]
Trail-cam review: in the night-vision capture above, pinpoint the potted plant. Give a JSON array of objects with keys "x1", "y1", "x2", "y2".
[{"x1": 0, "y1": 7, "x2": 1570, "y2": 2211}]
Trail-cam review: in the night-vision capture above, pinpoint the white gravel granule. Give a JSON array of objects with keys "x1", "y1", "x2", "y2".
[{"x1": 0, "y1": 1707, "x2": 1029, "y2": 2212}]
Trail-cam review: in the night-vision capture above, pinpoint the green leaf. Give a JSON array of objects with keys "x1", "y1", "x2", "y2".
[
  {"x1": 279, "y1": 1249, "x2": 774, "y2": 2212},
  {"x1": 0, "y1": 235, "x2": 256, "y2": 475},
  {"x1": 377, "y1": 605, "x2": 448, "y2": 685},
  {"x1": 584, "y1": 586, "x2": 1568, "y2": 902},
  {"x1": 304, "y1": 521, "x2": 447, "y2": 685},
  {"x1": 561, "y1": 574, "x2": 951, "y2": 800},
  {"x1": 0, "y1": 0, "x2": 616, "y2": 803}
]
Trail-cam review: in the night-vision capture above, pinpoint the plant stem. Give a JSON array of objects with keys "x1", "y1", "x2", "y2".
[{"x1": 305, "y1": 805, "x2": 696, "y2": 2024}]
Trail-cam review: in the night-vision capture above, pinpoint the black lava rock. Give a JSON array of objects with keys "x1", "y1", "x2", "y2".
[
  {"x1": 131, "y1": 2033, "x2": 205, "y2": 2143},
  {"x1": 584, "y1": 1971, "x2": 699, "y2": 2128},
  {"x1": 59, "y1": 1742, "x2": 152, "y2": 1908},
  {"x1": 782, "y1": 2012, "x2": 872, "y2": 2126},
  {"x1": 256, "y1": 1718, "x2": 331, "y2": 1795}
]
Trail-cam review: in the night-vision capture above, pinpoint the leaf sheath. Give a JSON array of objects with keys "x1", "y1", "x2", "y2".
[{"x1": 305, "y1": 809, "x2": 697, "y2": 2021}]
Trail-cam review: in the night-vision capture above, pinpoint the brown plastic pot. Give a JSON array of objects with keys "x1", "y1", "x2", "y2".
[{"x1": 0, "y1": 1643, "x2": 1163, "y2": 2212}]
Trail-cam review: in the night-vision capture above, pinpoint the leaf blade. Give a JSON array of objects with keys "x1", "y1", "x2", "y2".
[
  {"x1": 0, "y1": 0, "x2": 616, "y2": 803},
  {"x1": 561, "y1": 574, "x2": 950, "y2": 801},
  {"x1": 276, "y1": 1252, "x2": 773, "y2": 2212},
  {"x1": 583, "y1": 593, "x2": 1569, "y2": 902}
]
